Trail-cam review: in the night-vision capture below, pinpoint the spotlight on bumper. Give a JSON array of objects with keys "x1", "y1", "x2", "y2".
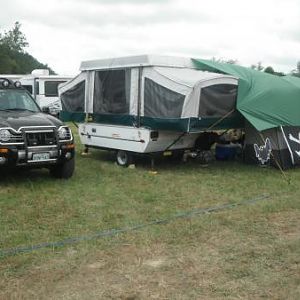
[
  {"x1": 65, "y1": 152, "x2": 72, "y2": 160},
  {"x1": 0, "y1": 157, "x2": 7, "y2": 164}
]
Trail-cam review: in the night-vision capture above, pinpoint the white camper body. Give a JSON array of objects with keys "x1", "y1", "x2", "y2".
[
  {"x1": 79, "y1": 123, "x2": 199, "y2": 154},
  {"x1": 59, "y1": 55, "x2": 239, "y2": 164}
]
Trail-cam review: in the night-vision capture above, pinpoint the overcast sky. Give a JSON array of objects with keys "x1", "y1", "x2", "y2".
[{"x1": 1, "y1": 0, "x2": 299, "y2": 75}]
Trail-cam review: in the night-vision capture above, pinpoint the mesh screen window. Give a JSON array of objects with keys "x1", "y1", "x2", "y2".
[
  {"x1": 61, "y1": 80, "x2": 85, "y2": 112},
  {"x1": 199, "y1": 84, "x2": 237, "y2": 117},
  {"x1": 93, "y1": 70, "x2": 130, "y2": 115},
  {"x1": 144, "y1": 78, "x2": 185, "y2": 118}
]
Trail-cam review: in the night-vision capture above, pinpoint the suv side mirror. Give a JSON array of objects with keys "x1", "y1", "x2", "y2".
[{"x1": 42, "y1": 106, "x2": 50, "y2": 114}]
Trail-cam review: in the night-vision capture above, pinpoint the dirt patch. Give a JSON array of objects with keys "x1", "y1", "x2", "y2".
[
  {"x1": 142, "y1": 258, "x2": 166, "y2": 268},
  {"x1": 87, "y1": 261, "x2": 107, "y2": 269},
  {"x1": 267, "y1": 211, "x2": 300, "y2": 240}
]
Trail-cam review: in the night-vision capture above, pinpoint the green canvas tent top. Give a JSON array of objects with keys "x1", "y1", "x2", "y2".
[
  {"x1": 192, "y1": 58, "x2": 300, "y2": 131},
  {"x1": 192, "y1": 58, "x2": 300, "y2": 168}
]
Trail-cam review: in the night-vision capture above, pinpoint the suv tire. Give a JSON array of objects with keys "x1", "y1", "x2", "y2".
[{"x1": 50, "y1": 157, "x2": 75, "y2": 179}]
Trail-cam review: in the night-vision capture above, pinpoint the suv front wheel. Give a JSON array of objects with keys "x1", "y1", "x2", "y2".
[{"x1": 49, "y1": 157, "x2": 75, "y2": 179}]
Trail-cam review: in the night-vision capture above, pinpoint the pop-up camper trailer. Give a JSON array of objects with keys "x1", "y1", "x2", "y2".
[
  {"x1": 58, "y1": 55, "x2": 243, "y2": 165},
  {"x1": 59, "y1": 55, "x2": 300, "y2": 169}
]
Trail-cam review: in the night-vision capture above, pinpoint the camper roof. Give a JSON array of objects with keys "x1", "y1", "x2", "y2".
[{"x1": 80, "y1": 55, "x2": 196, "y2": 71}]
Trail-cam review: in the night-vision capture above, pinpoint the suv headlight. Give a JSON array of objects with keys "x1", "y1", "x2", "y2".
[
  {"x1": 58, "y1": 127, "x2": 71, "y2": 140},
  {"x1": 0, "y1": 129, "x2": 11, "y2": 142}
]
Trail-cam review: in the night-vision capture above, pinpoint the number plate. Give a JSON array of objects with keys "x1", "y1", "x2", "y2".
[
  {"x1": 32, "y1": 153, "x2": 50, "y2": 161},
  {"x1": 163, "y1": 151, "x2": 172, "y2": 157}
]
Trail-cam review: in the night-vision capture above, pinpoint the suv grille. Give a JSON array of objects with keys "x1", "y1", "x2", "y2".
[
  {"x1": 8, "y1": 134, "x2": 24, "y2": 144},
  {"x1": 26, "y1": 131, "x2": 56, "y2": 146}
]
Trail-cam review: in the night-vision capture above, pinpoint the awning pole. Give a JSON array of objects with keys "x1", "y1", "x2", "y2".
[
  {"x1": 207, "y1": 109, "x2": 235, "y2": 131},
  {"x1": 137, "y1": 66, "x2": 142, "y2": 128}
]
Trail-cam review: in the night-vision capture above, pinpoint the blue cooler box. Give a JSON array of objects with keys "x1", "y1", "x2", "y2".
[{"x1": 215, "y1": 144, "x2": 237, "y2": 160}]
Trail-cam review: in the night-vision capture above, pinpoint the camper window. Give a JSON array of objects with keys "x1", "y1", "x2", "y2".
[
  {"x1": 144, "y1": 78, "x2": 185, "y2": 118},
  {"x1": 199, "y1": 84, "x2": 237, "y2": 118},
  {"x1": 45, "y1": 81, "x2": 67, "y2": 97},
  {"x1": 93, "y1": 69, "x2": 130, "y2": 115},
  {"x1": 35, "y1": 81, "x2": 39, "y2": 95},
  {"x1": 61, "y1": 80, "x2": 85, "y2": 112}
]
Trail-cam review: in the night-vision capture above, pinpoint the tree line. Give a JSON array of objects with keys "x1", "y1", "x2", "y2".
[
  {"x1": 0, "y1": 22, "x2": 55, "y2": 74},
  {"x1": 250, "y1": 61, "x2": 300, "y2": 77},
  {"x1": 0, "y1": 22, "x2": 300, "y2": 78},
  {"x1": 213, "y1": 58, "x2": 300, "y2": 77}
]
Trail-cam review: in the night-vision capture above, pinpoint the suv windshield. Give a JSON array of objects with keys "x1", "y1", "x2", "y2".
[{"x1": 0, "y1": 89, "x2": 40, "y2": 112}]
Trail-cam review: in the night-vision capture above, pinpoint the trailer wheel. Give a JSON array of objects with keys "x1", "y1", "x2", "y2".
[{"x1": 116, "y1": 150, "x2": 133, "y2": 167}]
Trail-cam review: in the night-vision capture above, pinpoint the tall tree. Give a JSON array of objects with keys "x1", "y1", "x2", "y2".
[
  {"x1": 263, "y1": 66, "x2": 284, "y2": 76},
  {"x1": 0, "y1": 22, "x2": 28, "y2": 52},
  {"x1": 0, "y1": 22, "x2": 55, "y2": 74},
  {"x1": 264, "y1": 66, "x2": 275, "y2": 74},
  {"x1": 291, "y1": 61, "x2": 300, "y2": 77},
  {"x1": 212, "y1": 57, "x2": 238, "y2": 64},
  {"x1": 251, "y1": 62, "x2": 264, "y2": 71}
]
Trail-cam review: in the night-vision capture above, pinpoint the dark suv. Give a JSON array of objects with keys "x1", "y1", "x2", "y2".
[{"x1": 0, "y1": 78, "x2": 75, "y2": 178}]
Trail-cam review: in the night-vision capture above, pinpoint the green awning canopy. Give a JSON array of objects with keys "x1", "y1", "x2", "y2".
[{"x1": 192, "y1": 59, "x2": 300, "y2": 131}]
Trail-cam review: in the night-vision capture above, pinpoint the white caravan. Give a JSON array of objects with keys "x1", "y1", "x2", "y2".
[
  {"x1": 59, "y1": 55, "x2": 241, "y2": 166},
  {"x1": 19, "y1": 69, "x2": 72, "y2": 115}
]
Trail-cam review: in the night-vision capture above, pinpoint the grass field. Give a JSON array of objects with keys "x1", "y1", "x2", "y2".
[{"x1": 0, "y1": 127, "x2": 300, "y2": 299}]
